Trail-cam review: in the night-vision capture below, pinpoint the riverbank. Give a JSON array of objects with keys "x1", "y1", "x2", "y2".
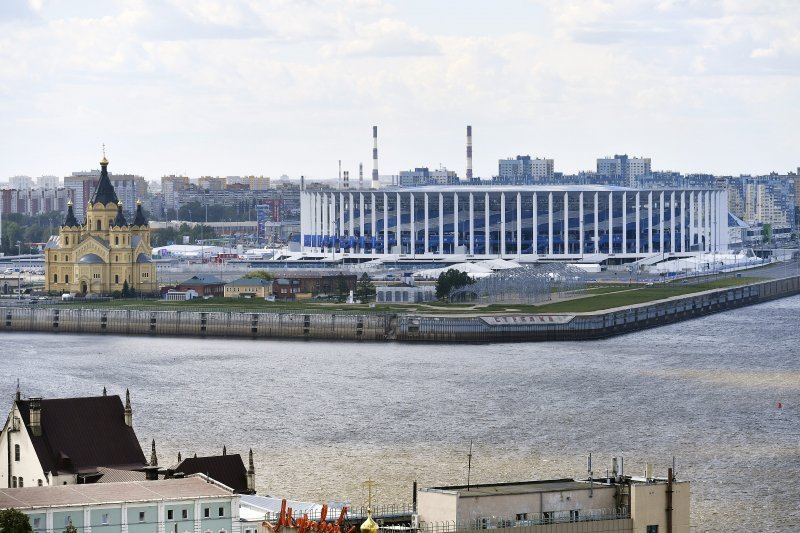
[{"x1": 2, "y1": 275, "x2": 799, "y2": 342}]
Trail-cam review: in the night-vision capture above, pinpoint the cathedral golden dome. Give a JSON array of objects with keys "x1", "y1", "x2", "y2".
[{"x1": 360, "y1": 510, "x2": 378, "y2": 533}]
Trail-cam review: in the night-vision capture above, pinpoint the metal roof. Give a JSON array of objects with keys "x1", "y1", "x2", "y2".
[
  {"x1": 0, "y1": 476, "x2": 233, "y2": 509},
  {"x1": 422, "y1": 479, "x2": 599, "y2": 497}
]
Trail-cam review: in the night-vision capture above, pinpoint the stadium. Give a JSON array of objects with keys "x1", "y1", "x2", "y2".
[{"x1": 299, "y1": 185, "x2": 729, "y2": 263}]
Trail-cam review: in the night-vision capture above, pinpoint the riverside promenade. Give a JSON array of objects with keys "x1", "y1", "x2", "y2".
[{"x1": 2, "y1": 274, "x2": 799, "y2": 343}]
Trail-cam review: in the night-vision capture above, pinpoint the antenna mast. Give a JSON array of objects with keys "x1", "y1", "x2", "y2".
[{"x1": 466, "y1": 440, "x2": 473, "y2": 491}]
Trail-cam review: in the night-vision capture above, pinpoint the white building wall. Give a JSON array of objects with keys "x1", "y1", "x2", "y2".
[{"x1": 0, "y1": 403, "x2": 50, "y2": 488}]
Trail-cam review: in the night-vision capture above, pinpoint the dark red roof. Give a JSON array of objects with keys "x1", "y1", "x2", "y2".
[
  {"x1": 171, "y1": 455, "x2": 250, "y2": 494},
  {"x1": 17, "y1": 396, "x2": 147, "y2": 475}
]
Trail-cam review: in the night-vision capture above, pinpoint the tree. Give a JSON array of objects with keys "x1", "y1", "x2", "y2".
[
  {"x1": 0, "y1": 508, "x2": 33, "y2": 533},
  {"x1": 245, "y1": 270, "x2": 274, "y2": 281},
  {"x1": 355, "y1": 273, "x2": 375, "y2": 302},
  {"x1": 435, "y1": 269, "x2": 475, "y2": 301},
  {"x1": 63, "y1": 521, "x2": 77, "y2": 533}
]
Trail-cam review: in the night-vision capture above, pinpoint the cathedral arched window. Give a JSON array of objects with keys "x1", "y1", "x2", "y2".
[
  {"x1": 96, "y1": 220, "x2": 102, "y2": 231},
  {"x1": 115, "y1": 236, "x2": 119, "y2": 245},
  {"x1": 65, "y1": 236, "x2": 69, "y2": 245},
  {"x1": 53, "y1": 274, "x2": 58, "y2": 283},
  {"x1": 65, "y1": 274, "x2": 69, "y2": 284}
]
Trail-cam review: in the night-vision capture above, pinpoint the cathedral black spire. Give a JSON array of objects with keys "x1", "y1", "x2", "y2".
[
  {"x1": 113, "y1": 201, "x2": 128, "y2": 227},
  {"x1": 89, "y1": 154, "x2": 119, "y2": 205},
  {"x1": 62, "y1": 200, "x2": 79, "y2": 227},
  {"x1": 132, "y1": 199, "x2": 148, "y2": 227}
]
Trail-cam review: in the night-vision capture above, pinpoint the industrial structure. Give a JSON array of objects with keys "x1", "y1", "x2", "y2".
[{"x1": 299, "y1": 185, "x2": 729, "y2": 261}]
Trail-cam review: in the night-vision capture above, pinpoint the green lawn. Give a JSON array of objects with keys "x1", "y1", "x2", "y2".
[{"x1": 50, "y1": 276, "x2": 764, "y2": 315}]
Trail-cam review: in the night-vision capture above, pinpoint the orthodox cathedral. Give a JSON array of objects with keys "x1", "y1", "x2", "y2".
[{"x1": 44, "y1": 154, "x2": 157, "y2": 295}]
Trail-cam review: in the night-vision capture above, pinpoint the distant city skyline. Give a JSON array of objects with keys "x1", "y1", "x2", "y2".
[{"x1": 1, "y1": 0, "x2": 798, "y2": 180}]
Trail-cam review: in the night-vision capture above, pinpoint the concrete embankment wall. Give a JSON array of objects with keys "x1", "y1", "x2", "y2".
[
  {"x1": 0, "y1": 308, "x2": 392, "y2": 341},
  {"x1": 1, "y1": 276, "x2": 798, "y2": 342},
  {"x1": 395, "y1": 275, "x2": 800, "y2": 343}
]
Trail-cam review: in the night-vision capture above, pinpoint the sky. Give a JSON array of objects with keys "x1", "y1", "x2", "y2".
[{"x1": 1, "y1": 0, "x2": 799, "y2": 181}]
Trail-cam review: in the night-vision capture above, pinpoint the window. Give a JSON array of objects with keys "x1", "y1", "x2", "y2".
[
  {"x1": 65, "y1": 236, "x2": 69, "y2": 245},
  {"x1": 646, "y1": 527, "x2": 659, "y2": 533},
  {"x1": 97, "y1": 220, "x2": 102, "y2": 231},
  {"x1": 139, "y1": 512, "x2": 145, "y2": 523},
  {"x1": 94, "y1": 273, "x2": 101, "y2": 279},
  {"x1": 102, "y1": 513, "x2": 109, "y2": 525},
  {"x1": 33, "y1": 518, "x2": 41, "y2": 529},
  {"x1": 14, "y1": 444, "x2": 20, "y2": 461},
  {"x1": 18, "y1": 478, "x2": 23, "y2": 487},
  {"x1": 115, "y1": 275, "x2": 119, "y2": 284},
  {"x1": 53, "y1": 274, "x2": 58, "y2": 283},
  {"x1": 182, "y1": 510, "x2": 188, "y2": 519},
  {"x1": 167, "y1": 510, "x2": 174, "y2": 520},
  {"x1": 569, "y1": 510, "x2": 579, "y2": 522},
  {"x1": 142, "y1": 272, "x2": 149, "y2": 278},
  {"x1": 115, "y1": 236, "x2": 119, "y2": 245},
  {"x1": 204, "y1": 509, "x2": 210, "y2": 518},
  {"x1": 542, "y1": 512, "x2": 553, "y2": 525},
  {"x1": 54, "y1": 254, "x2": 58, "y2": 261},
  {"x1": 218, "y1": 507, "x2": 224, "y2": 517},
  {"x1": 37, "y1": 479, "x2": 42, "y2": 486},
  {"x1": 514, "y1": 514, "x2": 527, "y2": 521},
  {"x1": 11, "y1": 476, "x2": 16, "y2": 488},
  {"x1": 65, "y1": 275, "x2": 69, "y2": 284}
]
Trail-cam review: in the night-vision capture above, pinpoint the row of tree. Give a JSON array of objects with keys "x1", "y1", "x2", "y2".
[
  {"x1": 0, "y1": 212, "x2": 64, "y2": 254},
  {"x1": 166, "y1": 201, "x2": 257, "y2": 223}
]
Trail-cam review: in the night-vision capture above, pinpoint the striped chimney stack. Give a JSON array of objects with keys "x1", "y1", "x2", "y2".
[
  {"x1": 359, "y1": 162, "x2": 363, "y2": 189},
  {"x1": 343, "y1": 170, "x2": 349, "y2": 189},
  {"x1": 338, "y1": 159, "x2": 342, "y2": 190},
  {"x1": 466, "y1": 125, "x2": 473, "y2": 181},
  {"x1": 371, "y1": 126, "x2": 379, "y2": 189}
]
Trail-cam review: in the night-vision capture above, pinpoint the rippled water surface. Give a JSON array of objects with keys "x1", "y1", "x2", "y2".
[{"x1": 2, "y1": 297, "x2": 799, "y2": 532}]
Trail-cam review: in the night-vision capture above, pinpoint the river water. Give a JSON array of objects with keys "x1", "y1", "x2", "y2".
[{"x1": 2, "y1": 297, "x2": 799, "y2": 532}]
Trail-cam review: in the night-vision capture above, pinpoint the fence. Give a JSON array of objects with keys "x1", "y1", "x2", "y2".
[{"x1": 418, "y1": 508, "x2": 630, "y2": 533}]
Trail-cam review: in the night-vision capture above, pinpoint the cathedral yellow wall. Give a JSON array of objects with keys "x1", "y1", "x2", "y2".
[{"x1": 44, "y1": 202, "x2": 157, "y2": 296}]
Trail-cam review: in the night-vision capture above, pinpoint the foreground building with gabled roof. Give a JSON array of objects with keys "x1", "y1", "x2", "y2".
[
  {"x1": 44, "y1": 152, "x2": 157, "y2": 296},
  {"x1": 0, "y1": 388, "x2": 148, "y2": 488}
]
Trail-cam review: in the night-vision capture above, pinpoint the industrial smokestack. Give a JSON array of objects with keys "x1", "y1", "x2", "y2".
[
  {"x1": 343, "y1": 170, "x2": 349, "y2": 189},
  {"x1": 359, "y1": 162, "x2": 363, "y2": 189},
  {"x1": 371, "y1": 126, "x2": 379, "y2": 189},
  {"x1": 338, "y1": 159, "x2": 342, "y2": 190},
  {"x1": 466, "y1": 125, "x2": 473, "y2": 181}
]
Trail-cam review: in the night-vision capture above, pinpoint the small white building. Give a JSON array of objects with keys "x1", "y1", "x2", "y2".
[{"x1": 376, "y1": 284, "x2": 436, "y2": 303}]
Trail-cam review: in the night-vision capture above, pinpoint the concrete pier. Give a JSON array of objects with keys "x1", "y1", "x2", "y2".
[{"x1": 1, "y1": 276, "x2": 798, "y2": 343}]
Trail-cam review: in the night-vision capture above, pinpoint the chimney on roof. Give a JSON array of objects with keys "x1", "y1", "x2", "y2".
[
  {"x1": 178, "y1": 451, "x2": 182, "y2": 463},
  {"x1": 150, "y1": 439, "x2": 158, "y2": 466},
  {"x1": 247, "y1": 448, "x2": 256, "y2": 493},
  {"x1": 124, "y1": 388, "x2": 132, "y2": 427},
  {"x1": 222, "y1": 445, "x2": 227, "y2": 456},
  {"x1": 29, "y1": 397, "x2": 42, "y2": 436},
  {"x1": 102, "y1": 386, "x2": 107, "y2": 396}
]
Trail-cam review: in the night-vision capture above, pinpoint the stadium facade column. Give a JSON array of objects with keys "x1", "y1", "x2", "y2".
[
  {"x1": 648, "y1": 191, "x2": 653, "y2": 254},
  {"x1": 438, "y1": 192, "x2": 444, "y2": 254},
  {"x1": 563, "y1": 192, "x2": 569, "y2": 256},
  {"x1": 500, "y1": 192, "x2": 507, "y2": 255},
  {"x1": 594, "y1": 192, "x2": 599, "y2": 254},
  {"x1": 371, "y1": 193, "x2": 376, "y2": 255},
  {"x1": 484, "y1": 192, "x2": 490, "y2": 255},
  {"x1": 670, "y1": 191, "x2": 676, "y2": 254},
  {"x1": 680, "y1": 191, "x2": 686, "y2": 253},
  {"x1": 410, "y1": 193, "x2": 415, "y2": 257},
  {"x1": 469, "y1": 192, "x2": 475, "y2": 254},
  {"x1": 517, "y1": 192, "x2": 522, "y2": 259},
  {"x1": 622, "y1": 192, "x2": 627, "y2": 254},
  {"x1": 396, "y1": 192, "x2": 402, "y2": 254},
  {"x1": 349, "y1": 192, "x2": 355, "y2": 242},
  {"x1": 659, "y1": 191, "x2": 665, "y2": 253},
  {"x1": 340, "y1": 192, "x2": 345, "y2": 245},
  {"x1": 383, "y1": 192, "x2": 388, "y2": 254},
  {"x1": 689, "y1": 191, "x2": 695, "y2": 250},
  {"x1": 705, "y1": 191, "x2": 712, "y2": 252},
  {"x1": 608, "y1": 191, "x2": 613, "y2": 254},
  {"x1": 533, "y1": 192, "x2": 538, "y2": 256},
  {"x1": 424, "y1": 193, "x2": 429, "y2": 253},
  {"x1": 548, "y1": 191, "x2": 554, "y2": 255},
  {"x1": 579, "y1": 192, "x2": 584, "y2": 255},
  {"x1": 322, "y1": 193, "x2": 328, "y2": 247},
  {"x1": 635, "y1": 191, "x2": 641, "y2": 254},
  {"x1": 359, "y1": 193, "x2": 365, "y2": 246},
  {"x1": 454, "y1": 192, "x2": 459, "y2": 250}
]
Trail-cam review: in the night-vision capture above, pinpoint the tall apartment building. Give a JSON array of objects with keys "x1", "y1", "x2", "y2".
[
  {"x1": 0, "y1": 188, "x2": 69, "y2": 216},
  {"x1": 497, "y1": 156, "x2": 554, "y2": 183},
  {"x1": 64, "y1": 170, "x2": 144, "y2": 221},
  {"x1": 161, "y1": 175, "x2": 190, "y2": 211},
  {"x1": 8, "y1": 176, "x2": 34, "y2": 190},
  {"x1": 36, "y1": 175, "x2": 61, "y2": 189},
  {"x1": 198, "y1": 176, "x2": 227, "y2": 190},
  {"x1": 597, "y1": 154, "x2": 651, "y2": 187},
  {"x1": 227, "y1": 176, "x2": 271, "y2": 190},
  {"x1": 399, "y1": 167, "x2": 459, "y2": 187}
]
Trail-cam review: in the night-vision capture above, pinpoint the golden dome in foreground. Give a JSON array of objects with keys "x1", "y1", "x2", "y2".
[{"x1": 360, "y1": 509, "x2": 378, "y2": 533}]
